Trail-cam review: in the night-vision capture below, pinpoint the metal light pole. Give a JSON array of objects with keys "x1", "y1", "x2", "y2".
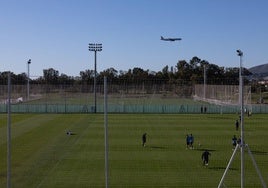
[
  {"x1": 203, "y1": 64, "x2": 206, "y2": 99},
  {"x1": 237, "y1": 49, "x2": 245, "y2": 188},
  {"x1": 7, "y1": 72, "x2": 11, "y2": 188},
  {"x1": 88, "y1": 43, "x2": 102, "y2": 113},
  {"x1": 104, "y1": 76, "x2": 109, "y2": 188},
  {"x1": 27, "y1": 59, "x2": 31, "y2": 101},
  {"x1": 218, "y1": 51, "x2": 266, "y2": 188}
]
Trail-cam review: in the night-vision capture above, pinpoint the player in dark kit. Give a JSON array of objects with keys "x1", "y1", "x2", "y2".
[
  {"x1": 142, "y1": 133, "x2": 147, "y2": 147},
  {"x1": 202, "y1": 150, "x2": 211, "y2": 166},
  {"x1": 232, "y1": 135, "x2": 237, "y2": 149},
  {"x1": 235, "y1": 120, "x2": 239, "y2": 131},
  {"x1": 189, "y1": 134, "x2": 194, "y2": 149},
  {"x1": 186, "y1": 134, "x2": 190, "y2": 149}
]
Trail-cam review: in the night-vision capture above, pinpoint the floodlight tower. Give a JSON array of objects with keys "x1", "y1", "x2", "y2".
[
  {"x1": 237, "y1": 49, "x2": 245, "y2": 187},
  {"x1": 203, "y1": 64, "x2": 206, "y2": 99},
  {"x1": 7, "y1": 72, "x2": 11, "y2": 188},
  {"x1": 88, "y1": 43, "x2": 102, "y2": 113},
  {"x1": 27, "y1": 59, "x2": 31, "y2": 101}
]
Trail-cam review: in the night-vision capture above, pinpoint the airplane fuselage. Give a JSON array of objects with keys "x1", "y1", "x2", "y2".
[{"x1": 161, "y1": 36, "x2": 182, "y2": 41}]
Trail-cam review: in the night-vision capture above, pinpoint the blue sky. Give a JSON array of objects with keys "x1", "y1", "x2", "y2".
[{"x1": 1, "y1": 0, "x2": 268, "y2": 77}]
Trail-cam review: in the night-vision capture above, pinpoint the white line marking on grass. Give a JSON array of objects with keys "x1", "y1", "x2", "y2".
[{"x1": 36, "y1": 116, "x2": 93, "y2": 188}]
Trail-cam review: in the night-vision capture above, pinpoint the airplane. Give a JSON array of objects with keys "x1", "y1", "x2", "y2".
[{"x1": 161, "y1": 36, "x2": 182, "y2": 41}]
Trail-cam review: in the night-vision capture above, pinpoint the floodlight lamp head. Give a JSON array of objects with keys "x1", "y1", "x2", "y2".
[
  {"x1": 88, "y1": 43, "x2": 102, "y2": 51},
  {"x1": 28, "y1": 59, "x2": 31, "y2": 64},
  {"x1": 236, "y1": 49, "x2": 243, "y2": 56}
]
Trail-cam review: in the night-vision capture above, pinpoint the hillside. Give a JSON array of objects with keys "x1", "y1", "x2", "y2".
[{"x1": 249, "y1": 63, "x2": 268, "y2": 76}]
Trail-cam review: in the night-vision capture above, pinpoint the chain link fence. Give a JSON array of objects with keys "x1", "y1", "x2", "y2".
[{"x1": 0, "y1": 79, "x2": 267, "y2": 113}]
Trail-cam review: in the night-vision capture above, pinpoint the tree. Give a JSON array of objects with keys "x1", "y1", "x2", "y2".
[
  {"x1": 161, "y1": 65, "x2": 169, "y2": 79},
  {"x1": 16, "y1": 73, "x2": 28, "y2": 84},
  {"x1": 224, "y1": 67, "x2": 239, "y2": 85},
  {"x1": 0, "y1": 71, "x2": 16, "y2": 84},
  {"x1": 189, "y1": 56, "x2": 201, "y2": 69},
  {"x1": 189, "y1": 57, "x2": 202, "y2": 83},
  {"x1": 176, "y1": 60, "x2": 191, "y2": 80},
  {"x1": 43, "y1": 68, "x2": 59, "y2": 84},
  {"x1": 79, "y1": 69, "x2": 94, "y2": 83},
  {"x1": 99, "y1": 67, "x2": 118, "y2": 80},
  {"x1": 206, "y1": 63, "x2": 224, "y2": 84},
  {"x1": 132, "y1": 67, "x2": 149, "y2": 79},
  {"x1": 0, "y1": 55, "x2": 252, "y2": 86},
  {"x1": 58, "y1": 73, "x2": 75, "y2": 85}
]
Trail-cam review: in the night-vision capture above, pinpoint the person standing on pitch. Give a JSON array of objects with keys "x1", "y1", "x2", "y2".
[
  {"x1": 186, "y1": 134, "x2": 190, "y2": 149},
  {"x1": 142, "y1": 133, "x2": 147, "y2": 147},
  {"x1": 232, "y1": 135, "x2": 237, "y2": 149},
  {"x1": 202, "y1": 150, "x2": 211, "y2": 166},
  {"x1": 189, "y1": 134, "x2": 194, "y2": 149},
  {"x1": 235, "y1": 120, "x2": 239, "y2": 131}
]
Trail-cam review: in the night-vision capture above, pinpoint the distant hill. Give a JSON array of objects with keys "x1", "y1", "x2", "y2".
[{"x1": 249, "y1": 63, "x2": 268, "y2": 79}]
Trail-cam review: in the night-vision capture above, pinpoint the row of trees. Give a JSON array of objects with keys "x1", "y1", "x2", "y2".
[{"x1": 0, "y1": 56, "x2": 252, "y2": 85}]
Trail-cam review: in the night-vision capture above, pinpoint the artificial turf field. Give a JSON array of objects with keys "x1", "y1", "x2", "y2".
[{"x1": 0, "y1": 113, "x2": 267, "y2": 187}]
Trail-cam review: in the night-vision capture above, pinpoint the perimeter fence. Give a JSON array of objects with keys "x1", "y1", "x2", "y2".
[{"x1": 0, "y1": 78, "x2": 267, "y2": 113}]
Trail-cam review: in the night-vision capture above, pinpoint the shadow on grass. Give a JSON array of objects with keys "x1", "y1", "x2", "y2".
[
  {"x1": 250, "y1": 150, "x2": 268, "y2": 155},
  {"x1": 149, "y1": 146, "x2": 167, "y2": 150},
  {"x1": 194, "y1": 148, "x2": 216, "y2": 152},
  {"x1": 208, "y1": 167, "x2": 238, "y2": 171}
]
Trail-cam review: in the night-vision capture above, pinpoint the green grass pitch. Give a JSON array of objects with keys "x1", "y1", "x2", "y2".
[{"x1": 0, "y1": 114, "x2": 267, "y2": 187}]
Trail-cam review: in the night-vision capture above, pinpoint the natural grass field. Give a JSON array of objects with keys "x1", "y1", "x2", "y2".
[
  {"x1": 0, "y1": 113, "x2": 267, "y2": 187},
  {"x1": 26, "y1": 92, "x2": 207, "y2": 105}
]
